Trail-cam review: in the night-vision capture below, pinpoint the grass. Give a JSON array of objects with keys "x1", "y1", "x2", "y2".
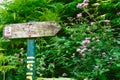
[{"x1": 37, "y1": 78, "x2": 75, "y2": 80}]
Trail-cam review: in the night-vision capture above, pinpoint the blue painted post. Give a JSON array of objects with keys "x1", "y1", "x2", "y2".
[{"x1": 26, "y1": 39, "x2": 36, "y2": 80}]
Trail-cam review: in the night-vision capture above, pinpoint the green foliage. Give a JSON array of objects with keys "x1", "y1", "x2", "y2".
[
  {"x1": 40, "y1": 9, "x2": 60, "y2": 21},
  {"x1": 0, "y1": 53, "x2": 16, "y2": 80},
  {"x1": 0, "y1": 0, "x2": 120, "y2": 80},
  {"x1": 0, "y1": 0, "x2": 63, "y2": 24}
]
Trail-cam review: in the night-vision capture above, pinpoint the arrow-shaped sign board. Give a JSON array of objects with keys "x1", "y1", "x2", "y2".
[{"x1": 3, "y1": 21, "x2": 61, "y2": 39}]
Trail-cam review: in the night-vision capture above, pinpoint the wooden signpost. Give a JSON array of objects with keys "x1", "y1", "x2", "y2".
[
  {"x1": 3, "y1": 21, "x2": 61, "y2": 80},
  {"x1": 4, "y1": 21, "x2": 61, "y2": 38}
]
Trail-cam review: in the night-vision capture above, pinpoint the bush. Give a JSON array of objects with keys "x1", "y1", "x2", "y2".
[{"x1": 0, "y1": 0, "x2": 120, "y2": 80}]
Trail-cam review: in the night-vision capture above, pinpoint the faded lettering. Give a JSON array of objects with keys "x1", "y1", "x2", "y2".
[
  {"x1": 26, "y1": 76, "x2": 32, "y2": 80},
  {"x1": 27, "y1": 63, "x2": 33, "y2": 70},
  {"x1": 4, "y1": 27, "x2": 12, "y2": 37},
  {"x1": 26, "y1": 72, "x2": 33, "y2": 75}
]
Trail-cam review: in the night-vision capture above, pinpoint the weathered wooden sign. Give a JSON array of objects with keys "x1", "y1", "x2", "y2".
[
  {"x1": 3, "y1": 21, "x2": 61, "y2": 80},
  {"x1": 4, "y1": 21, "x2": 61, "y2": 39}
]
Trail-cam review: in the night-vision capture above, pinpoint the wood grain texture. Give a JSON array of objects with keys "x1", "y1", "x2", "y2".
[{"x1": 3, "y1": 21, "x2": 61, "y2": 39}]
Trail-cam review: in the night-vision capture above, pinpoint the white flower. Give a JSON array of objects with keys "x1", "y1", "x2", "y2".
[
  {"x1": 77, "y1": 13, "x2": 82, "y2": 18},
  {"x1": 81, "y1": 39, "x2": 90, "y2": 45},
  {"x1": 104, "y1": 20, "x2": 110, "y2": 23},
  {"x1": 76, "y1": 3, "x2": 88, "y2": 9},
  {"x1": 81, "y1": 45, "x2": 87, "y2": 49},
  {"x1": 102, "y1": 52, "x2": 106, "y2": 55},
  {"x1": 88, "y1": 49, "x2": 92, "y2": 52},
  {"x1": 83, "y1": 0, "x2": 89, "y2": 3},
  {"x1": 86, "y1": 39, "x2": 90, "y2": 44},
  {"x1": 93, "y1": 3, "x2": 100, "y2": 6},
  {"x1": 76, "y1": 48, "x2": 81, "y2": 52},
  {"x1": 92, "y1": 37, "x2": 95, "y2": 40},
  {"x1": 14, "y1": 53, "x2": 19, "y2": 57},
  {"x1": 96, "y1": 36, "x2": 99, "y2": 39},
  {"x1": 76, "y1": 3, "x2": 83, "y2": 8},
  {"x1": 72, "y1": 53, "x2": 75, "y2": 56},
  {"x1": 84, "y1": 77, "x2": 88, "y2": 80},
  {"x1": 109, "y1": 57, "x2": 112, "y2": 60},
  {"x1": 85, "y1": 38, "x2": 90, "y2": 40},
  {"x1": 83, "y1": 3, "x2": 88, "y2": 7},
  {"x1": 96, "y1": 39, "x2": 100, "y2": 42},
  {"x1": 20, "y1": 59, "x2": 23, "y2": 61},
  {"x1": 95, "y1": 65, "x2": 99, "y2": 69},
  {"x1": 81, "y1": 53, "x2": 85, "y2": 57},
  {"x1": 80, "y1": 49, "x2": 85, "y2": 53},
  {"x1": 117, "y1": 12, "x2": 120, "y2": 15},
  {"x1": 101, "y1": 14, "x2": 106, "y2": 18},
  {"x1": 81, "y1": 40, "x2": 87, "y2": 45},
  {"x1": 82, "y1": 47, "x2": 87, "y2": 51},
  {"x1": 87, "y1": 26, "x2": 90, "y2": 31},
  {"x1": 62, "y1": 73, "x2": 67, "y2": 76},
  {"x1": 92, "y1": 46, "x2": 95, "y2": 49},
  {"x1": 71, "y1": 56, "x2": 75, "y2": 58},
  {"x1": 91, "y1": 22, "x2": 95, "y2": 25},
  {"x1": 20, "y1": 48, "x2": 24, "y2": 50}
]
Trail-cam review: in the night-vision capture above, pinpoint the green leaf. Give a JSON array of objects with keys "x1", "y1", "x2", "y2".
[{"x1": 116, "y1": 64, "x2": 120, "y2": 67}]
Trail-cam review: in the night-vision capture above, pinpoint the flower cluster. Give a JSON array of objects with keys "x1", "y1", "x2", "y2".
[
  {"x1": 76, "y1": 38, "x2": 91, "y2": 56},
  {"x1": 76, "y1": 0, "x2": 89, "y2": 9},
  {"x1": 81, "y1": 38, "x2": 90, "y2": 45},
  {"x1": 76, "y1": 36, "x2": 101, "y2": 57}
]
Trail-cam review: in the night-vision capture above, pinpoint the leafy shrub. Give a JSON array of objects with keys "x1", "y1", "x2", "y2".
[{"x1": 0, "y1": 0, "x2": 120, "y2": 80}]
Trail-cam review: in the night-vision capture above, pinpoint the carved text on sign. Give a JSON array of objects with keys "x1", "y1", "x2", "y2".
[{"x1": 4, "y1": 27, "x2": 12, "y2": 37}]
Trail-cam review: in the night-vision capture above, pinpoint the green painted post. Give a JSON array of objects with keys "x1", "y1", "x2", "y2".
[{"x1": 26, "y1": 39, "x2": 36, "y2": 80}]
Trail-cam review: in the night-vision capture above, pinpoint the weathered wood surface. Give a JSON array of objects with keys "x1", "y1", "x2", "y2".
[{"x1": 3, "y1": 21, "x2": 61, "y2": 39}]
